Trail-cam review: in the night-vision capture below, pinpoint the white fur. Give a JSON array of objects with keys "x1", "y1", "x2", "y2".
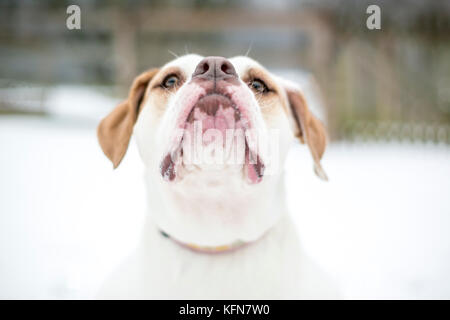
[{"x1": 98, "y1": 55, "x2": 339, "y2": 299}]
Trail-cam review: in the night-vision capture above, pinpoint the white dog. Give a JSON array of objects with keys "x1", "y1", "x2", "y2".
[{"x1": 96, "y1": 54, "x2": 338, "y2": 299}]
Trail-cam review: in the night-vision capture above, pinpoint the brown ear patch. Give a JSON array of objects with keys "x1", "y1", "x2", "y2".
[
  {"x1": 286, "y1": 89, "x2": 328, "y2": 181},
  {"x1": 97, "y1": 68, "x2": 159, "y2": 168}
]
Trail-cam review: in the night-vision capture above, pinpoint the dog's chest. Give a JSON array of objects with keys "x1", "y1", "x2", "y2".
[
  {"x1": 148, "y1": 236, "x2": 300, "y2": 299},
  {"x1": 99, "y1": 217, "x2": 310, "y2": 299}
]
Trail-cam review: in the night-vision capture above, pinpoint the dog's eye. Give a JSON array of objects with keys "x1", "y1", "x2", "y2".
[
  {"x1": 250, "y1": 79, "x2": 268, "y2": 93},
  {"x1": 162, "y1": 75, "x2": 179, "y2": 88}
]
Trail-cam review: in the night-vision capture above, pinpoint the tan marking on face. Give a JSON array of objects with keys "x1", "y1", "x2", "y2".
[
  {"x1": 140, "y1": 66, "x2": 186, "y2": 116},
  {"x1": 149, "y1": 66, "x2": 186, "y2": 90},
  {"x1": 242, "y1": 67, "x2": 287, "y2": 122}
]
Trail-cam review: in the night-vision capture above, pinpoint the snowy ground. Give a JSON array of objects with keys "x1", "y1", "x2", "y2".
[{"x1": 0, "y1": 114, "x2": 449, "y2": 299}]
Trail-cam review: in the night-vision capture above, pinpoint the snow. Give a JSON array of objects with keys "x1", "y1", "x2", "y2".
[
  {"x1": 286, "y1": 142, "x2": 450, "y2": 299},
  {"x1": 0, "y1": 84, "x2": 119, "y2": 122},
  {"x1": 43, "y1": 85, "x2": 120, "y2": 122},
  {"x1": 0, "y1": 115, "x2": 449, "y2": 299}
]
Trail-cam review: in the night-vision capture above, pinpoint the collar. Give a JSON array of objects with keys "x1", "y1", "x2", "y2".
[{"x1": 160, "y1": 230, "x2": 247, "y2": 254}]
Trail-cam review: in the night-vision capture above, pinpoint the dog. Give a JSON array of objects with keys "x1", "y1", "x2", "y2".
[{"x1": 96, "y1": 54, "x2": 339, "y2": 299}]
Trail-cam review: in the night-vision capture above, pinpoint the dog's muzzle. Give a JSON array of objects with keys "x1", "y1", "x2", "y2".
[{"x1": 160, "y1": 56, "x2": 265, "y2": 184}]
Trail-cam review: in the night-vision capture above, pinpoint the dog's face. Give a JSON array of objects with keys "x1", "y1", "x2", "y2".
[{"x1": 98, "y1": 55, "x2": 327, "y2": 245}]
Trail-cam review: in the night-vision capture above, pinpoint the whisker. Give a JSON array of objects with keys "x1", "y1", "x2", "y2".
[
  {"x1": 245, "y1": 41, "x2": 253, "y2": 57},
  {"x1": 168, "y1": 50, "x2": 179, "y2": 58}
]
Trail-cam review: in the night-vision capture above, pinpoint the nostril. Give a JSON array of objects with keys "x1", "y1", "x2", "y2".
[
  {"x1": 202, "y1": 62, "x2": 209, "y2": 73},
  {"x1": 221, "y1": 63, "x2": 228, "y2": 74},
  {"x1": 219, "y1": 61, "x2": 237, "y2": 76},
  {"x1": 193, "y1": 61, "x2": 210, "y2": 77}
]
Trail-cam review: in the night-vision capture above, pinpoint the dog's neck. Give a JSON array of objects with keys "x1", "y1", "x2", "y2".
[
  {"x1": 144, "y1": 168, "x2": 287, "y2": 249},
  {"x1": 158, "y1": 230, "x2": 248, "y2": 253}
]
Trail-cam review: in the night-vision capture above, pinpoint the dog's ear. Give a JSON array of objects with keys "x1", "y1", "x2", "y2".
[
  {"x1": 286, "y1": 87, "x2": 328, "y2": 181},
  {"x1": 97, "y1": 68, "x2": 159, "y2": 168}
]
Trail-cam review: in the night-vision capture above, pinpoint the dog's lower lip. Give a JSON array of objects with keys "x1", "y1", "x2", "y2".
[
  {"x1": 160, "y1": 140, "x2": 265, "y2": 184},
  {"x1": 245, "y1": 142, "x2": 265, "y2": 183},
  {"x1": 161, "y1": 153, "x2": 176, "y2": 181}
]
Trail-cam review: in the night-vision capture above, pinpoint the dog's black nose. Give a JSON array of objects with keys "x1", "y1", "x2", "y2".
[{"x1": 192, "y1": 56, "x2": 238, "y2": 80}]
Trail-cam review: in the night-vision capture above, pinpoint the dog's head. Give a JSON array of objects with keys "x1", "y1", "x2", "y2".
[{"x1": 98, "y1": 55, "x2": 327, "y2": 246}]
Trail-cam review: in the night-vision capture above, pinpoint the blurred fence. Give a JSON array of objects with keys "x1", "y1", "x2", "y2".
[
  {"x1": 0, "y1": 0, "x2": 449, "y2": 144},
  {"x1": 342, "y1": 121, "x2": 450, "y2": 144}
]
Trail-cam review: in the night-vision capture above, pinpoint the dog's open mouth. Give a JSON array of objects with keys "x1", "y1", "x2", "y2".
[{"x1": 160, "y1": 93, "x2": 265, "y2": 184}]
